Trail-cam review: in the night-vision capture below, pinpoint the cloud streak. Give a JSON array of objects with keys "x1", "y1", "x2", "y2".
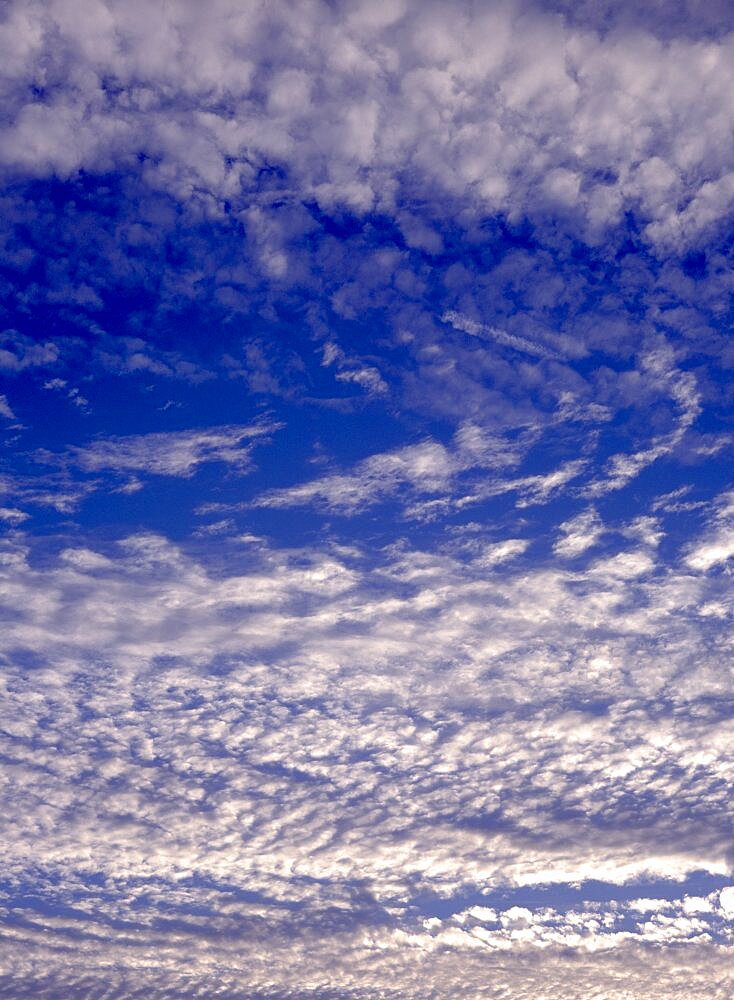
[
  {"x1": 38, "y1": 422, "x2": 279, "y2": 478},
  {"x1": 442, "y1": 310, "x2": 561, "y2": 360}
]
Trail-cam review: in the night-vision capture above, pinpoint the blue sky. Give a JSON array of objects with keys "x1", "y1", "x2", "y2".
[{"x1": 3, "y1": 1, "x2": 734, "y2": 996}]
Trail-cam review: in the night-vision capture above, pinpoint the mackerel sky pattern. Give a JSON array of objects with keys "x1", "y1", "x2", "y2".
[{"x1": 3, "y1": 2, "x2": 734, "y2": 997}]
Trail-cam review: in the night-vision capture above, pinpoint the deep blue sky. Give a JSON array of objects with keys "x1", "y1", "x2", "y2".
[{"x1": 2, "y1": 1, "x2": 734, "y2": 997}]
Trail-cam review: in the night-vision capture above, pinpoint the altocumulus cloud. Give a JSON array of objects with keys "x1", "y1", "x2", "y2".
[
  {"x1": 3, "y1": 496, "x2": 734, "y2": 996},
  {"x1": 3, "y1": 1, "x2": 734, "y2": 998},
  {"x1": 2, "y1": 0, "x2": 734, "y2": 250}
]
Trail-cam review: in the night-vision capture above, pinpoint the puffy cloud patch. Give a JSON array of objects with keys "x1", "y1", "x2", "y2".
[
  {"x1": 2, "y1": 0, "x2": 734, "y2": 254},
  {"x1": 2, "y1": 503, "x2": 734, "y2": 991},
  {"x1": 554, "y1": 508, "x2": 604, "y2": 558},
  {"x1": 685, "y1": 492, "x2": 734, "y2": 572}
]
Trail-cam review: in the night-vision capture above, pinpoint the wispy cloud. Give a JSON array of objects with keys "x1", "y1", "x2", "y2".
[
  {"x1": 254, "y1": 438, "x2": 456, "y2": 513},
  {"x1": 585, "y1": 349, "x2": 701, "y2": 497},
  {"x1": 0, "y1": 333, "x2": 59, "y2": 371},
  {"x1": 0, "y1": 394, "x2": 17, "y2": 420},
  {"x1": 553, "y1": 507, "x2": 604, "y2": 558},
  {"x1": 684, "y1": 491, "x2": 734, "y2": 572},
  {"x1": 252, "y1": 420, "x2": 530, "y2": 516},
  {"x1": 38, "y1": 423, "x2": 280, "y2": 479},
  {"x1": 442, "y1": 310, "x2": 561, "y2": 360}
]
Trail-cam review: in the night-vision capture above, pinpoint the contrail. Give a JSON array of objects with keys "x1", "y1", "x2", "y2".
[{"x1": 442, "y1": 309, "x2": 559, "y2": 360}]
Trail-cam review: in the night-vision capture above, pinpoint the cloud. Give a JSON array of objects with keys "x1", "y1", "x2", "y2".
[
  {"x1": 0, "y1": 505, "x2": 29, "y2": 523},
  {"x1": 252, "y1": 417, "x2": 550, "y2": 517},
  {"x1": 4, "y1": 2, "x2": 734, "y2": 996},
  {"x1": 322, "y1": 340, "x2": 388, "y2": 395},
  {"x1": 242, "y1": 335, "x2": 709, "y2": 526},
  {"x1": 0, "y1": 332, "x2": 59, "y2": 371},
  {"x1": 1, "y1": 514, "x2": 734, "y2": 993},
  {"x1": 1, "y1": 2, "x2": 731, "y2": 452},
  {"x1": 255, "y1": 438, "x2": 456, "y2": 513},
  {"x1": 94, "y1": 337, "x2": 215, "y2": 382},
  {"x1": 585, "y1": 347, "x2": 701, "y2": 497},
  {"x1": 475, "y1": 538, "x2": 530, "y2": 566},
  {"x1": 38, "y1": 422, "x2": 279, "y2": 479},
  {"x1": 254, "y1": 416, "x2": 525, "y2": 515},
  {"x1": 442, "y1": 309, "x2": 561, "y2": 360},
  {"x1": 553, "y1": 508, "x2": 604, "y2": 558},
  {"x1": 685, "y1": 491, "x2": 734, "y2": 572},
  {"x1": 0, "y1": 394, "x2": 16, "y2": 420},
  {"x1": 0, "y1": 424, "x2": 281, "y2": 517},
  {"x1": 3, "y1": 0, "x2": 734, "y2": 256}
]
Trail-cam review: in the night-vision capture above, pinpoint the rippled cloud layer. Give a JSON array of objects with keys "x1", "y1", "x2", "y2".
[{"x1": 3, "y1": 1, "x2": 734, "y2": 997}]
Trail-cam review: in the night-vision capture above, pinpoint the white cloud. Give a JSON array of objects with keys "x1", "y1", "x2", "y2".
[
  {"x1": 0, "y1": 393, "x2": 17, "y2": 420},
  {"x1": 586, "y1": 349, "x2": 701, "y2": 497},
  {"x1": 254, "y1": 420, "x2": 584, "y2": 517},
  {"x1": 40, "y1": 423, "x2": 279, "y2": 478},
  {"x1": 254, "y1": 436, "x2": 463, "y2": 514},
  {"x1": 0, "y1": 333, "x2": 59, "y2": 371},
  {"x1": 322, "y1": 340, "x2": 388, "y2": 395},
  {"x1": 554, "y1": 508, "x2": 603, "y2": 558},
  {"x1": 686, "y1": 531, "x2": 734, "y2": 572},
  {"x1": 0, "y1": 505, "x2": 29, "y2": 523},
  {"x1": 685, "y1": 491, "x2": 734, "y2": 572},
  {"x1": 475, "y1": 538, "x2": 529, "y2": 566},
  {"x1": 442, "y1": 310, "x2": 560, "y2": 360},
  {"x1": 2, "y1": 511, "x2": 734, "y2": 993},
  {"x1": 1, "y1": 0, "x2": 734, "y2": 254},
  {"x1": 718, "y1": 886, "x2": 734, "y2": 918},
  {"x1": 512, "y1": 458, "x2": 588, "y2": 508}
]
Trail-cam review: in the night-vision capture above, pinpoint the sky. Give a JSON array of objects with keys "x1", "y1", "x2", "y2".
[{"x1": 2, "y1": 0, "x2": 734, "y2": 996}]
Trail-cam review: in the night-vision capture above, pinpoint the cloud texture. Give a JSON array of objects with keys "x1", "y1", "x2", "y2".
[
  {"x1": 4, "y1": 0, "x2": 734, "y2": 252},
  {"x1": 3, "y1": 1, "x2": 734, "y2": 997}
]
